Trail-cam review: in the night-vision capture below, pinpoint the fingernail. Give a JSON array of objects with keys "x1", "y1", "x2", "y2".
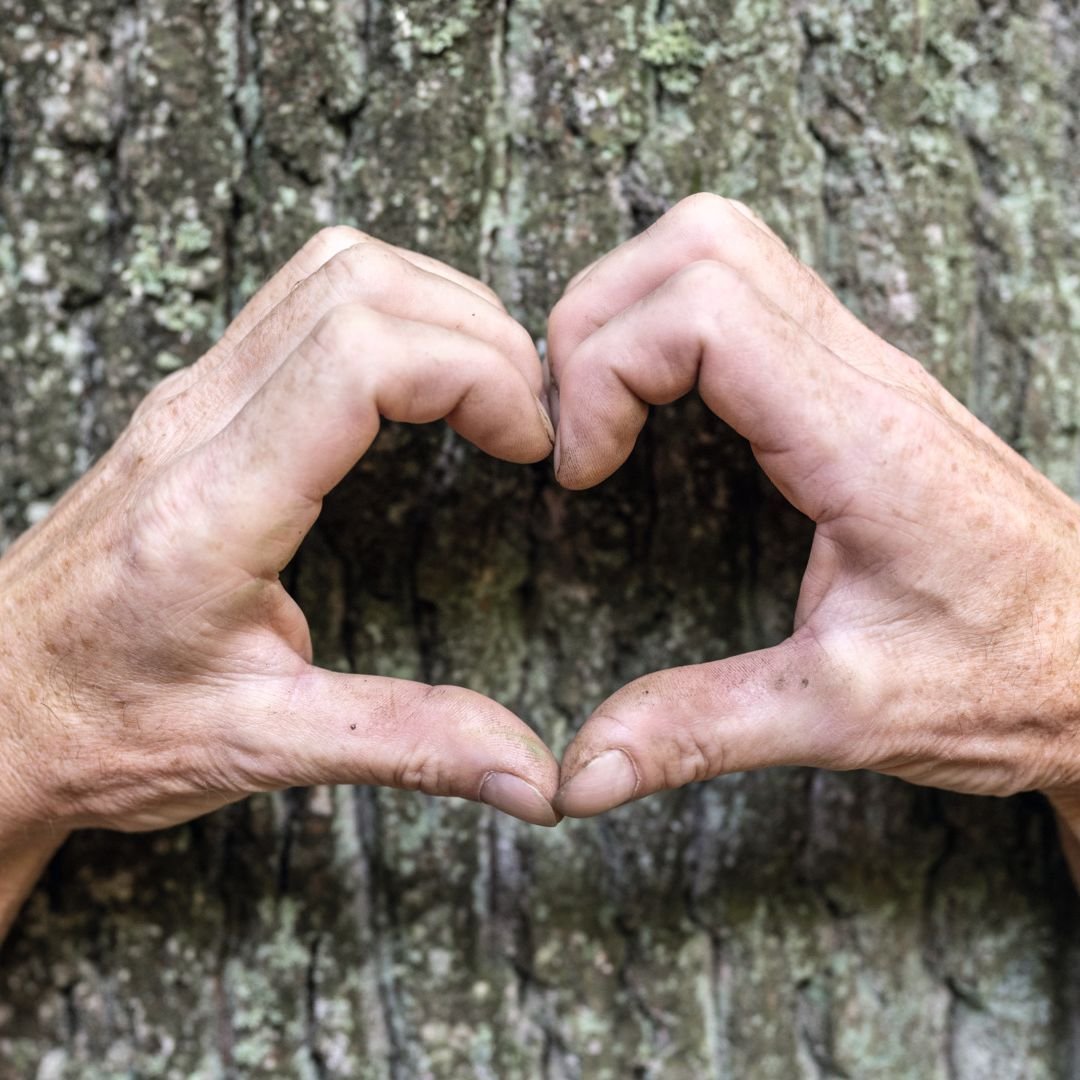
[
  {"x1": 555, "y1": 749, "x2": 640, "y2": 818},
  {"x1": 479, "y1": 772, "x2": 560, "y2": 827},
  {"x1": 535, "y1": 396, "x2": 556, "y2": 448}
]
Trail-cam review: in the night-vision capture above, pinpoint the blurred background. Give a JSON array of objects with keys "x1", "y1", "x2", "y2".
[{"x1": 1, "y1": 1, "x2": 1079, "y2": 1076}]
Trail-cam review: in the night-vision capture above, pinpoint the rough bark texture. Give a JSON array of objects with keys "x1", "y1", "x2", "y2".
[{"x1": 2, "y1": 1, "x2": 1080, "y2": 1076}]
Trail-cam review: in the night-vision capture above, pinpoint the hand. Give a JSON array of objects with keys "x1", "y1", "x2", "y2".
[
  {"x1": 548, "y1": 194, "x2": 1080, "y2": 854},
  {"x1": 0, "y1": 227, "x2": 561, "y2": 865}
]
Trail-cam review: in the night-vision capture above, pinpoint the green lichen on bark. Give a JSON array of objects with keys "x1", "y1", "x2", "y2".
[
  {"x1": 2, "y1": 1, "x2": 1080, "y2": 1078},
  {"x1": 640, "y1": 18, "x2": 708, "y2": 96}
]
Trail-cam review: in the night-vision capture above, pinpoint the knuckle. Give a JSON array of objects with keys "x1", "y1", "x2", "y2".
[
  {"x1": 123, "y1": 385, "x2": 195, "y2": 466},
  {"x1": 132, "y1": 368, "x2": 190, "y2": 418},
  {"x1": 660, "y1": 724, "x2": 719, "y2": 789},
  {"x1": 391, "y1": 685, "x2": 457, "y2": 795},
  {"x1": 666, "y1": 195, "x2": 762, "y2": 265},
  {"x1": 669, "y1": 191, "x2": 728, "y2": 231},
  {"x1": 307, "y1": 225, "x2": 368, "y2": 265},
  {"x1": 127, "y1": 372, "x2": 202, "y2": 455},
  {"x1": 392, "y1": 748, "x2": 449, "y2": 796},
  {"x1": 597, "y1": 678, "x2": 721, "y2": 790},
  {"x1": 127, "y1": 463, "x2": 200, "y2": 571},
  {"x1": 312, "y1": 302, "x2": 383, "y2": 360},
  {"x1": 324, "y1": 241, "x2": 402, "y2": 300}
]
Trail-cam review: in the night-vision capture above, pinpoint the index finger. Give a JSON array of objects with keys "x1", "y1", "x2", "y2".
[
  {"x1": 549, "y1": 194, "x2": 905, "y2": 387},
  {"x1": 210, "y1": 227, "x2": 507, "y2": 365},
  {"x1": 177, "y1": 305, "x2": 554, "y2": 575}
]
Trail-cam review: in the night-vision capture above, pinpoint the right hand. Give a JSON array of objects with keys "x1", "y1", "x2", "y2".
[
  {"x1": 547, "y1": 194, "x2": 1080, "y2": 847},
  {"x1": 0, "y1": 227, "x2": 561, "y2": 841}
]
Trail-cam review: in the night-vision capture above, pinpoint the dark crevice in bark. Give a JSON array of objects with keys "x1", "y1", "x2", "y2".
[
  {"x1": 266, "y1": 141, "x2": 326, "y2": 191},
  {"x1": 490, "y1": 807, "x2": 554, "y2": 1077},
  {"x1": 964, "y1": 124, "x2": 1034, "y2": 450},
  {"x1": 919, "y1": 793, "x2": 957, "y2": 973},
  {"x1": 329, "y1": 97, "x2": 369, "y2": 220},
  {"x1": 95, "y1": 916, "x2": 130, "y2": 1065},
  {"x1": 683, "y1": 792, "x2": 727, "y2": 1078},
  {"x1": 794, "y1": 974, "x2": 849, "y2": 1080},
  {"x1": 964, "y1": 181, "x2": 1001, "y2": 433},
  {"x1": 795, "y1": 33, "x2": 842, "y2": 238},
  {"x1": 412, "y1": 582, "x2": 439, "y2": 687},
  {"x1": 214, "y1": 807, "x2": 247, "y2": 1077},
  {"x1": 330, "y1": 0, "x2": 373, "y2": 223},
  {"x1": 274, "y1": 788, "x2": 303, "y2": 897},
  {"x1": 60, "y1": 979, "x2": 78, "y2": 1046},
  {"x1": 305, "y1": 931, "x2": 329, "y2": 1080},
  {"x1": 0, "y1": 111, "x2": 16, "y2": 254},
  {"x1": 353, "y1": 786, "x2": 408, "y2": 1080},
  {"x1": 318, "y1": 506, "x2": 409, "y2": 1072},
  {"x1": 730, "y1": 454, "x2": 766, "y2": 653},
  {"x1": 214, "y1": 967, "x2": 236, "y2": 1080},
  {"x1": 958, "y1": 6, "x2": 1056, "y2": 458},
  {"x1": 477, "y1": 0, "x2": 512, "y2": 288},
  {"x1": 941, "y1": 978, "x2": 965, "y2": 1080},
  {"x1": 613, "y1": 914, "x2": 669, "y2": 1078},
  {"x1": 74, "y1": 10, "x2": 138, "y2": 465},
  {"x1": 1046, "y1": 806, "x2": 1080, "y2": 1080},
  {"x1": 646, "y1": 0, "x2": 670, "y2": 174},
  {"x1": 223, "y1": 0, "x2": 262, "y2": 321},
  {"x1": 616, "y1": 1, "x2": 667, "y2": 233},
  {"x1": 410, "y1": 431, "x2": 463, "y2": 685},
  {"x1": 919, "y1": 796, "x2": 966, "y2": 1080}
]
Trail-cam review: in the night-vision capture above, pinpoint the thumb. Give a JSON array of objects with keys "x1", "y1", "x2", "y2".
[
  {"x1": 236, "y1": 669, "x2": 561, "y2": 826},
  {"x1": 555, "y1": 636, "x2": 856, "y2": 817}
]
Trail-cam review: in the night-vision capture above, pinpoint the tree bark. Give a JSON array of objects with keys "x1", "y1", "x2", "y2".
[{"x1": 2, "y1": 1, "x2": 1079, "y2": 1076}]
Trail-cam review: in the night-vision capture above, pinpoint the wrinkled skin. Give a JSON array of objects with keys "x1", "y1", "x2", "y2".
[
  {"x1": 0, "y1": 229, "x2": 561, "y2": 935},
  {"x1": 3, "y1": 196, "x2": 1080, "y2": 938},
  {"x1": 548, "y1": 196, "x2": 1080, "y2": 869}
]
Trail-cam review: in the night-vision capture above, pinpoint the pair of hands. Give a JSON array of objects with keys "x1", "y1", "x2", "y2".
[{"x1": 3, "y1": 195, "x2": 1080, "y2": 881}]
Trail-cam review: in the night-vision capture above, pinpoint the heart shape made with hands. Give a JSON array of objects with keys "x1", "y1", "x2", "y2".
[
  {"x1": 509, "y1": 192, "x2": 1080, "y2": 834},
  {"x1": 5, "y1": 193, "x2": 1080, "y2": 851}
]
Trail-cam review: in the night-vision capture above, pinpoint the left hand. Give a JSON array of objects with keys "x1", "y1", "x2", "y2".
[
  {"x1": 546, "y1": 194, "x2": 1080, "y2": 847},
  {"x1": 0, "y1": 227, "x2": 560, "y2": 849}
]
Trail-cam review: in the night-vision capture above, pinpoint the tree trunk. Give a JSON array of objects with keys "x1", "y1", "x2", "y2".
[{"x1": 2, "y1": 1, "x2": 1079, "y2": 1076}]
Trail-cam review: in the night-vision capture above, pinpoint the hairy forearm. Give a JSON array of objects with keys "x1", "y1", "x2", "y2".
[{"x1": 0, "y1": 827, "x2": 68, "y2": 943}]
